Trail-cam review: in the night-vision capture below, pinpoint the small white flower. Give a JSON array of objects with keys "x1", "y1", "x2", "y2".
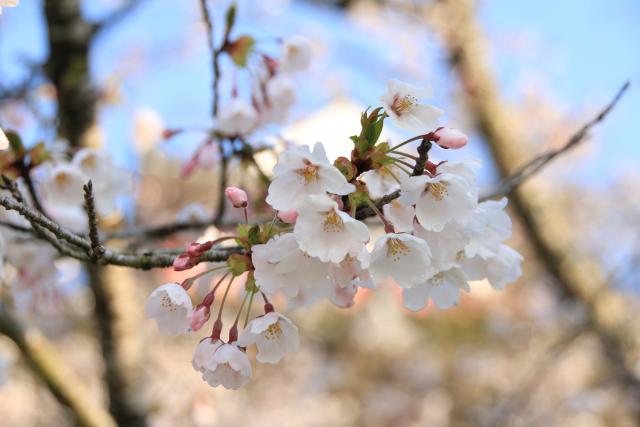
[
  {"x1": 267, "y1": 142, "x2": 355, "y2": 210},
  {"x1": 280, "y1": 36, "x2": 312, "y2": 73},
  {"x1": 237, "y1": 312, "x2": 299, "y2": 363},
  {"x1": 402, "y1": 267, "x2": 470, "y2": 311},
  {"x1": 383, "y1": 200, "x2": 415, "y2": 233},
  {"x1": 253, "y1": 233, "x2": 329, "y2": 298},
  {"x1": 370, "y1": 233, "x2": 432, "y2": 289},
  {"x1": 400, "y1": 172, "x2": 476, "y2": 232},
  {"x1": 216, "y1": 98, "x2": 258, "y2": 136},
  {"x1": 73, "y1": 148, "x2": 134, "y2": 216},
  {"x1": 40, "y1": 162, "x2": 86, "y2": 206},
  {"x1": 263, "y1": 75, "x2": 296, "y2": 123},
  {"x1": 0, "y1": 0, "x2": 19, "y2": 15},
  {"x1": 0, "y1": 127, "x2": 9, "y2": 150},
  {"x1": 294, "y1": 195, "x2": 369, "y2": 263},
  {"x1": 381, "y1": 79, "x2": 443, "y2": 133},
  {"x1": 327, "y1": 250, "x2": 372, "y2": 307},
  {"x1": 462, "y1": 244, "x2": 523, "y2": 290},
  {"x1": 145, "y1": 283, "x2": 193, "y2": 335},
  {"x1": 133, "y1": 108, "x2": 164, "y2": 153},
  {"x1": 199, "y1": 342, "x2": 252, "y2": 390},
  {"x1": 463, "y1": 198, "x2": 512, "y2": 259}
]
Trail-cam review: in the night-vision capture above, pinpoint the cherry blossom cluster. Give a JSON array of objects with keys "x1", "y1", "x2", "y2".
[{"x1": 146, "y1": 79, "x2": 523, "y2": 390}]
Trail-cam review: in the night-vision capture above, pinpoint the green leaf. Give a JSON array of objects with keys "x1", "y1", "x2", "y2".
[
  {"x1": 6, "y1": 131, "x2": 25, "y2": 157},
  {"x1": 247, "y1": 224, "x2": 261, "y2": 245},
  {"x1": 226, "y1": 35, "x2": 255, "y2": 67},
  {"x1": 224, "y1": 2, "x2": 237, "y2": 40}
]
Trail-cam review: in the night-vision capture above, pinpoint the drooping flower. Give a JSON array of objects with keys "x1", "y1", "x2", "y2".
[
  {"x1": 192, "y1": 337, "x2": 221, "y2": 373},
  {"x1": 252, "y1": 233, "x2": 329, "y2": 298},
  {"x1": 381, "y1": 79, "x2": 443, "y2": 133},
  {"x1": 327, "y1": 249, "x2": 372, "y2": 307},
  {"x1": 294, "y1": 195, "x2": 369, "y2": 263},
  {"x1": 360, "y1": 164, "x2": 403, "y2": 199},
  {"x1": 194, "y1": 341, "x2": 252, "y2": 390},
  {"x1": 370, "y1": 232, "x2": 433, "y2": 289},
  {"x1": 462, "y1": 244, "x2": 523, "y2": 291},
  {"x1": 433, "y1": 127, "x2": 468, "y2": 149},
  {"x1": 216, "y1": 98, "x2": 257, "y2": 136},
  {"x1": 145, "y1": 283, "x2": 193, "y2": 335},
  {"x1": 263, "y1": 75, "x2": 296, "y2": 124},
  {"x1": 400, "y1": 171, "x2": 476, "y2": 232},
  {"x1": 280, "y1": 36, "x2": 312, "y2": 73},
  {"x1": 266, "y1": 142, "x2": 355, "y2": 210},
  {"x1": 402, "y1": 267, "x2": 470, "y2": 311},
  {"x1": 237, "y1": 312, "x2": 299, "y2": 363},
  {"x1": 190, "y1": 305, "x2": 210, "y2": 332}
]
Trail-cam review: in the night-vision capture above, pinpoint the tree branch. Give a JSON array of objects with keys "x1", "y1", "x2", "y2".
[
  {"x1": 83, "y1": 181, "x2": 106, "y2": 260},
  {"x1": 481, "y1": 82, "x2": 630, "y2": 202}
]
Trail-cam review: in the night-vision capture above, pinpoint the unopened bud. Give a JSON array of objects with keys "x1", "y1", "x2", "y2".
[
  {"x1": 433, "y1": 127, "x2": 468, "y2": 149},
  {"x1": 190, "y1": 305, "x2": 211, "y2": 332},
  {"x1": 225, "y1": 187, "x2": 248, "y2": 208},
  {"x1": 277, "y1": 209, "x2": 298, "y2": 224}
]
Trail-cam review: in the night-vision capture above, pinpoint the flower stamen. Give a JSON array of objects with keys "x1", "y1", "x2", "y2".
[
  {"x1": 428, "y1": 182, "x2": 448, "y2": 201},
  {"x1": 322, "y1": 210, "x2": 344, "y2": 232}
]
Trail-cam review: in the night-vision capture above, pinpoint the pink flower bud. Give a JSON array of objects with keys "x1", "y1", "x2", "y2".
[
  {"x1": 186, "y1": 241, "x2": 214, "y2": 258},
  {"x1": 433, "y1": 127, "x2": 468, "y2": 149},
  {"x1": 277, "y1": 209, "x2": 298, "y2": 224},
  {"x1": 173, "y1": 254, "x2": 194, "y2": 271},
  {"x1": 190, "y1": 305, "x2": 210, "y2": 332},
  {"x1": 225, "y1": 187, "x2": 248, "y2": 208}
]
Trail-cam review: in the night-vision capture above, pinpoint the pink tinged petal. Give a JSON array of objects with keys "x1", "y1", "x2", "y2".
[{"x1": 277, "y1": 209, "x2": 298, "y2": 223}]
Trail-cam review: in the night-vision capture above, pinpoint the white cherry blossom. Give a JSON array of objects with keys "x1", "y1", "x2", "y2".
[
  {"x1": 463, "y1": 198, "x2": 512, "y2": 259},
  {"x1": 462, "y1": 244, "x2": 523, "y2": 291},
  {"x1": 381, "y1": 79, "x2": 443, "y2": 133},
  {"x1": 133, "y1": 108, "x2": 164, "y2": 153},
  {"x1": 267, "y1": 142, "x2": 355, "y2": 210},
  {"x1": 145, "y1": 283, "x2": 193, "y2": 335},
  {"x1": 73, "y1": 148, "x2": 134, "y2": 216},
  {"x1": 414, "y1": 221, "x2": 469, "y2": 272},
  {"x1": 402, "y1": 267, "x2": 470, "y2": 311},
  {"x1": 216, "y1": 98, "x2": 257, "y2": 135},
  {"x1": 252, "y1": 233, "x2": 329, "y2": 298},
  {"x1": 40, "y1": 162, "x2": 86, "y2": 206},
  {"x1": 192, "y1": 337, "x2": 222, "y2": 373},
  {"x1": 383, "y1": 199, "x2": 415, "y2": 233},
  {"x1": 280, "y1": 36, "x2": 312, "y2": 73},
  {"x1": 237, "y1": 312, "x2": 299, "y2": 363},
  {"x1": 360, "y1": 164, "x2": 402, "y2": 199},
  {"x1": 400, "y1": 172, "x2": 476, "y2": 232},
  {"x1": 263, "y1": 75, "x2": 296, "y2": 123},
  {"x1": 294, "y1": 195, "x2": 369, "y2": 263},
  {"x1": 370, "y1": 232, "x2": 433, "y2": 288},
  {"x1": 199, "y1": 343, "x2": 252, "y2": 390}
]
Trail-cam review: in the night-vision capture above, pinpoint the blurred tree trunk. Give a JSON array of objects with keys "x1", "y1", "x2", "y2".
[
  {"x1": 0, "y1": 311, "x2": 117, "y2": 427},
  {"x1": 43, "y1": 1, "x2": 148, "y2": 425},
  {"x1": 429, "y1": 0, "x2": 640, "y2": 420}
]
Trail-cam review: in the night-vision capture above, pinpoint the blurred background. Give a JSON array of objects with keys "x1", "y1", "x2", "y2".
[{"x1": 1, "y1": 0, "x2": 640, "y2": 426}]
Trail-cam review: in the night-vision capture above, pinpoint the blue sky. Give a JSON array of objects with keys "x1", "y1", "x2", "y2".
[{"x1": 0, "y1": 0, "x2": 638, "y2": 188}]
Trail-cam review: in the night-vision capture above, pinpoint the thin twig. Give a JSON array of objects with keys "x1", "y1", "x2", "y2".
[
  {"x1": 481, "y1": 82, "x2": 630, "y2": 202},
  {"x1": 83, "y1": 181, "x2": 105, "y2": 260}
]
